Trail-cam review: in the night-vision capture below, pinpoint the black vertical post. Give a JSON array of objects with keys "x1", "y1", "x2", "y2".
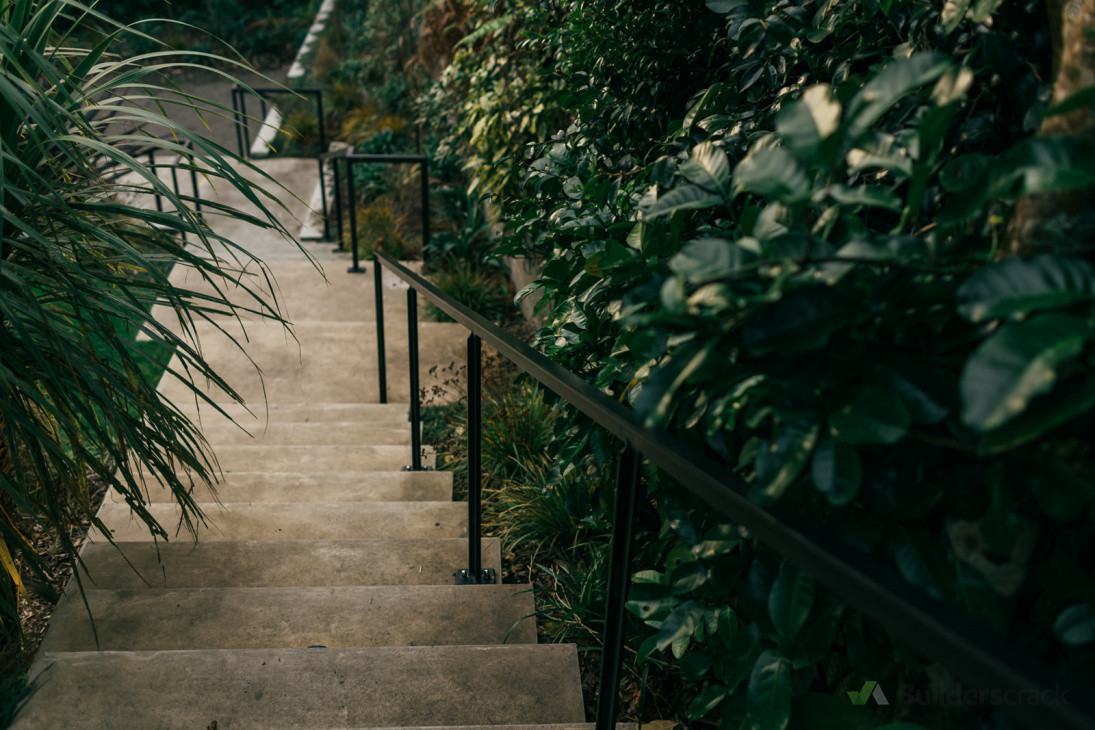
[
  {"x1": 456, "y1": 334, "x2": 494, "y2": 585},
  {"x1": 419, "y1": 159, "x2": 430, "y2": 262},
  {"x1": 347, "y1": 160, "x2": 362, "y2": 273},
  {"x1": 232, "y1": 90, "x2": 245, "y2": 158},
  {"x1": 373, "y1": 256, "x2": 387, "y2": 404},
  {"x1": 406, "y1": 288, "x2": 422, "y2": 471},
  {"x1": 331, "y1": 157, "x2": 344, "y2": 252},
  {"x1": 188, "y1": 143, "x2": 202, "y2": 214},
  {"x1": 595, "y1": 445, "x2": 642, "y2": 730},
  {"x1": 467, "y1": 334, "x2": 482, "y2": 577},
  {"x1": 148, "y1": 150, "x2": 163, "y2": 213},
  {"x1": 315, "y1": 91, "x2": 330, "y2": 241},
  {"x1": 240, "y1": 93, "x2": 252, "y2": 156},
  {"x1": 169, "y1": 164, "x2": 180, "y2": 200}
]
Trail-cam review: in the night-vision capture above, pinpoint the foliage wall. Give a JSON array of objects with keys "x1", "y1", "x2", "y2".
[{"x1": 418, "y1": 0, "x2": 1095, "y2": 727}]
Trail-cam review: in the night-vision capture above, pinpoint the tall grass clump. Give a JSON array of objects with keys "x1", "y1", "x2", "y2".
[{"x1": 0, "y1": 0, "x2": 302, "y2": 660}]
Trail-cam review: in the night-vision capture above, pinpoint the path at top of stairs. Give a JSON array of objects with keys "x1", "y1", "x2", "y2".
[{"x1": 13, "y1": 157, "x2": 590, "y2": 729}]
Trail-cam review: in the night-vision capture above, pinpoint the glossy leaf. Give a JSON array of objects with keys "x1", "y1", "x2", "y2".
[
  {"x1": 829, "y1": 386, "x2": 910, "y2": 445},
  {"x1": 957, "y1": 255, "x2": 1095, "y2": 323},
  {"x1": 643, "y1": 184, "x2": 724, "y2": 219},
  {"x1": 681, "y1": 141, "x2": 732, "y2": 192},
  {"x1": 753, "y1": 422, "x2": 820, "y2": 503},
  {"x1": 1054, "y1": 604, "x2": 1095, "y2": 645},
  {"x1": 689, "y1": 684, "x2": 729, "y2": 719},
  {"x1": 747, "y1": 650, "x2": 792, "y2": 730},
  {"x1": 732, "y1": 147, "x2": 812, "y2": 204},
  {"x1": 843, "y1": 53, "x2": 950, "y2": 141},
  {"x1": 810, "y1": 438, "x2": 862, "y2": 505},
  {"x1": 960, "y1": 314, "x2": 1090, "y2": 432},
  {"x1": 670, "y1": 237, "x2": 755, "y2": 283},
  {"x1": 769, "y1": 563, "x2": 815, "y2": 639}
]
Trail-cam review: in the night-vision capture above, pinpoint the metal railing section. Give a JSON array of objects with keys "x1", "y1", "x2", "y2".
[
  {"x1": 370, "y1": 251, "x2": 1095, "y2": 730},
  {"x1": 231, "y1": 86, "x2": 330, "y2": 240},
  {"x1": 326, "y1": 152, "x2": 431, "y2": 407}
]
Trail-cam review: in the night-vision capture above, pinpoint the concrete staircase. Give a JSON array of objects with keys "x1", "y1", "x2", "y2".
[{"x1": 13, "y1": 159, "x2": 588, "y2": 728}]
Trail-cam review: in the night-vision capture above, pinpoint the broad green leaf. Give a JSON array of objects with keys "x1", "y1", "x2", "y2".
[
  {"x1": 670, "y1": 237, "x2": 755, "y2": 283},
  {"x1": 781, "y1": 605, "x2": 844, "y2": 669},
  {"x1": 960, "y1": 314, "x2": 1090, "y2": 432},
  {"x1": 747, "y1": 650, "x2": 792, "y2": 730},
  {"x1": 742, "y1": 289, "x2": 850, "y2": 356},
  {"x1": 627, "y1": 582, "x2": 678, "y2": 620},
  {"x1": 719, "y1": 623, "x2": 763, "y2": 689},
  {"x1": 680, "y1": 651, "x2": 714, "y2": 681},
  {"x1": 680, "y1": 141, "x2": 731, "y2": 192},
  {"x1": 957, "y1": 255, "x2": 1095, "y2": 322},
  {"x1": 672, "y1": 561, "x2": 711, "y2": 594},
  {"x1": 826, "y1": 184, "x2": 901, "y2": 211},
  {"x1": 1009, "y1": 137, "x2": 1095, "y2": 194},
  {"x1": 733, "y1": 148, "x2": 812, "y2": 204},
  {"x1": 844, "y1": 53, "x2": 950, "y2": 141},
  {"x1": 777, "y1": 85, "x2": 841, "y2": 166},
  {"x1": 769, "y1": 563, "x2": 815, "y2": 639},
  {"x1": 941, "y1": 0, "x2": 972, "y2": 32},
  {"x1": 689, "y1": 684, "x2": 729, "y2": 720},
  {"x1": 657, "y1": 601, "x2": 702, "y2": 651},
  {"x1": 979, "y1": 381, "x2": 1095, "y2": 455},
  {"x1": 810, "y1": 437, "x2": 862, "y2": 505},
  {"x1": 753, "y1": 421, "x2": 820, "y2": 503},
  {"x1": 644, "y1": 184, "x2": 724, "y2": 219},
  {"x1": 707, "y1": 0, "x2": 742, "y2": 13},
  {"x1": 829, "y1": 386, "x2": 910, "y2": 445},
  {"x1": 967, "y1": 0, "x2": 1004, "y2": 21},
  {"x1": 1045, "y1": 87, "x2": 1095, "y2": 118},
  {"x1": 894, "y1": 532, "x2": 950, "y2": 600},
  {"x1": 1054, "y1": 604, "x2": 1095, "y2": 645}
]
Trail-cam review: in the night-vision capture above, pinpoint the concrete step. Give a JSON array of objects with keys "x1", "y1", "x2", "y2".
[
  {"x1": 155, "y1": 320, "x2": 467, "y2": 405},
  {"x1": 174, "y1": 402, "x2": 410, "y2": 425},
  {"x1": 203, "y1": 444, "x2": 434, "y2": 473},
  {"x1": 77, "y1": 538, "x2": 501, "y2": 588},
  {"x1": 198, "y1": 421, "x2": 413, "y2": 446},
  {"x1": 15, "y1": 644, "x2": 585, "y2": 729},
  {"x1": 116, "y1": 470, "x2": 452, "y2": 503},
  {"x1": 155, "y1": 260, "x2": 425, "y2": 327},
  {"x1": 41, "y1": 584, "x2": 537, "y2": 652},
  {"x1": 91, "y1": 501, "x2": 466, "y2": 542}
]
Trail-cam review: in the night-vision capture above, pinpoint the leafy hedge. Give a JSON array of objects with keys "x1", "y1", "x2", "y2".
[{"x1": 419, "y1": 0, "x2": 1095, "y2": 727}]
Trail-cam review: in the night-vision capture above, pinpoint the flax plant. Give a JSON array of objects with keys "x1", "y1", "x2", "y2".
[{"x1": 0, "y1": 0, "x2": 303, "y2": 644}]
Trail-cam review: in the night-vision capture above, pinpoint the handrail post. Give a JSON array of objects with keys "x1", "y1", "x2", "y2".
[
  {"x1": 419, "y1": 158, "x2": 430, "y2": 262},
  {"x1": 456, "y1": 333, "x2": 495, "y2": 585},
  {"x1": 148, "y1": 150, "x2": 164, "y2": 213},
  {"x1": 187, "y1": 141, "x2": 202, "y2": 214},
  {"x1": 373, "y1": 256, "x2": 387, "y2": 403},
  {"x1": 231, "y1": 89, "x2": 244, "y2": 158},
  {"x1": 347, "y1": 159, "x2": 363, "y2": 273},
  {"x1": 240, "y1": 92, "x2": 252, "y2": 156},
  {"x1": 331, "y1": 156, "x2": 345, "y2": 252},
  {"x1": 406, "y1": 288, "x2": 423, "y2": 471},
  {"x1": 595, "y1": 445, "x2": 642, "y2": 730},
  {"x1": 315, "y1": 91, "x2": 331, "y2": 241}
]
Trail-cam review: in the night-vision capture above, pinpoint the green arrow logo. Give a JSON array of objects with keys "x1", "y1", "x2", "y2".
[{"x1": 847, "y1": 680, "x2": 889, "y2": 706}]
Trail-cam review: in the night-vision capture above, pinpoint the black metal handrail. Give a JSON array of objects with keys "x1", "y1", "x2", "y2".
[
  {"x1": 371, "y1": 250, "x2": 1095, "y2": 730},
  {"x1": 231, "y1": 86, "x2": 330, "y2": 241},
  {"x1": 97, "y1": 138, "x2": 204, "y2": 221},
  {"x1": 329, "y1": 153, "x2": 431, "y2": 407}
]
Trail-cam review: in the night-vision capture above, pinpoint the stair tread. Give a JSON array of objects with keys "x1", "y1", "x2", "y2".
[
  {"x1": 41, "y1": 584, "x2": 537, "y2": 651},
  {"x1": 76, "y1": 538, "x2": 502, "y2": 588},
  {"x1": 117, "y1": 470, "x2": 452, "y2": 503},
  {"x1": 92, "y1": 501, "x2": 466, "y2": 542},
  {"x1": 14, "y1": 645, "x2": 585, "y2": 729}
]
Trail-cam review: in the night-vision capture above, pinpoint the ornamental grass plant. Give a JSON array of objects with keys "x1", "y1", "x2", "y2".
[{"x1": 0, "y1": 0, "x2": 303, "y2": 670}]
